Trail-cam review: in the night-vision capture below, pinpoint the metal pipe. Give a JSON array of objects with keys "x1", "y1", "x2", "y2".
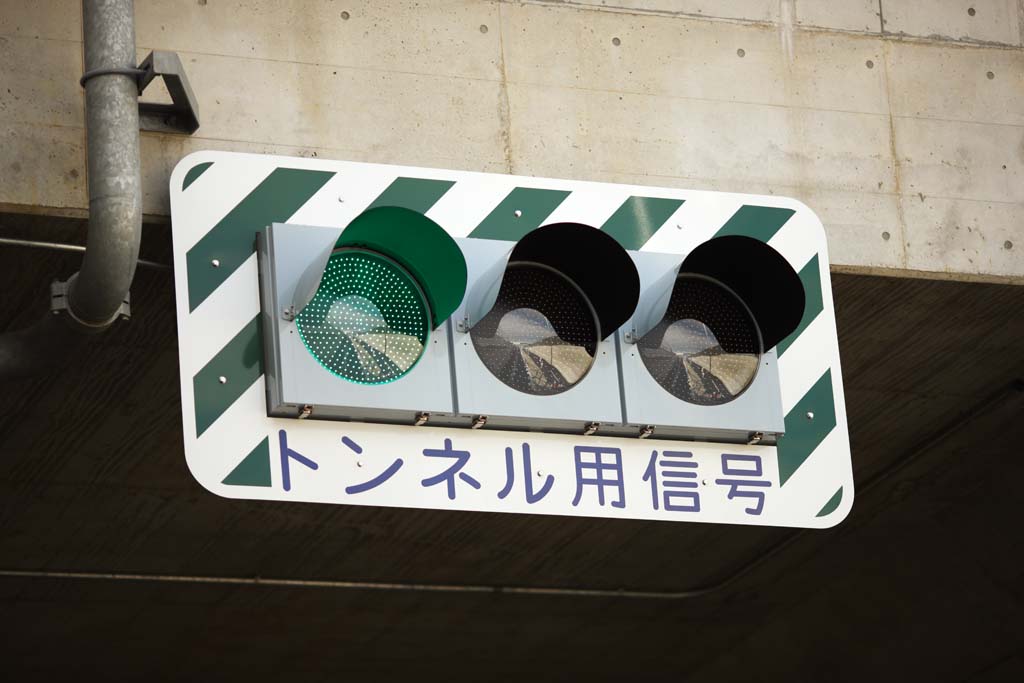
[
  {"x1": 69, "y1": 0, "x2": 142, "y2": 328},
  {"x1": 0, "y1": 567, "x2": 747, "y2": 600},
  {"x1": 0, "y1": 0, "x2": 142, "y2": 379},
  {"x1": 0, "y1": 237, "x2": 168, "y2": 271}
]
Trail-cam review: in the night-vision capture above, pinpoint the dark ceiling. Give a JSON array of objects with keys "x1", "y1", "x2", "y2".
[{"x1": 1, "y1": 212, "x2": 1022, "y2": 681}]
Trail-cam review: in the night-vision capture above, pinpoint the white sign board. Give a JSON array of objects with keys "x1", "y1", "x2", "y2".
[{"x1": 170, "y1": 151, "x2": 852, "y2": 528}]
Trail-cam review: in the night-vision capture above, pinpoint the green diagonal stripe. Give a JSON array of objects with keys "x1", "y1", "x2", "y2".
[
  {"x1": 778, "y1": 369, "x2": 837, "y2": 486},
  {"x1": 366, "y1": 177, "x2": 455, "y2": 213},
  {"x1": 468, "y1": 187, "x2": 570, "y2": 240},
  {"x1": 193, "y1": 315, "x2": 263, "y2": 437},
  {"x1": 714, "y1": 205, "x2": 795, "y2": 242},
  {"x1": 222, "y1": 437, "x2": 272, "y2": 487},
  {"x1": 186, "y1": 167, "x2": 335, "y2": 311},
  {"x1": 182, "y1": 161, "x2": 213, "y2": 191},
  {"x1": 777, "y1": 254, "x2": 824, "y2": 357},
  {"x1": 600, "y1": 196, "x2": 684, "y2": 250},
  {"x1": 816, "y1": 487, "x2": 843, "y2": 517}
]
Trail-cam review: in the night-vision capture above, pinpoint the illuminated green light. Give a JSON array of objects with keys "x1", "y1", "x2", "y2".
[{"x1": 296, "y1": 249, "x2": 430, "y2": 385}]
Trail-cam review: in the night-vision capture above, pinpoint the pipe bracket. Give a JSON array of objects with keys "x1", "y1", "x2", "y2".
[
  {"x1": 80, "y1": 51, "x2": 201, "y2": 134},
  {"x1": 79, "y1": 67, "x2": 146, "y2": 87},
  {"x1": 136, "y1": 51, "x2": 200, "y2": 134},
  {"x1": 51, "y1": 278, "x2": 130, "y2": 327}
]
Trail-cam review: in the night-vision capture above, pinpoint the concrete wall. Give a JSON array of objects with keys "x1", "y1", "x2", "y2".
[{"x1": 1, "y1": 0, "x2": 1021, "y2": 283}]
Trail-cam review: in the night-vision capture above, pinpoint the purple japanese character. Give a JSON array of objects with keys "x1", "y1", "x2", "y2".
[
  {"x1": 497, "y1": 443, "x2": 554, "y2": 504},
  {"x1": 279, "y1": 429, "x2": 318, "y2": 492},
  {"x1": 715, "y1": 453, "x2": 772, "y2": 515},
  {"x1": 572, "y1": 446, "x2": 625, "y2": 508},
  {"x1": 643, "y1": 450, "x2": 700, "y2": 512},
  {"x1": 341, "y1": 436, "x2": 404, "y2": 495},
  {"x1": 421, "y1": 438, "x2": 481, "y2": 500}
]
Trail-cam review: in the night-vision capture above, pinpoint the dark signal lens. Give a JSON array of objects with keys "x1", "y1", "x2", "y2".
[
  {"x1": 638, "y1": 275, "x2": 761, "y2": 405},
  {"x1": 471, "y1": 264, "x2": 598, "y2": 396}
]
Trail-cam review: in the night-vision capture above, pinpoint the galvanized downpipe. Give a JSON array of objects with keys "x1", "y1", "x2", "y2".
[
  {"x1": 0, "y1": 0, "x2": 141, "y2": 378},
  {"x1": 71, "y1": 0, "x2": 142, "y2": 328}
]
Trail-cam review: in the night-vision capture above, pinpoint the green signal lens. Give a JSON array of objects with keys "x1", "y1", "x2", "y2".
[{"x1": 296, "y1": 249, "x2": 430, "y2": 384}]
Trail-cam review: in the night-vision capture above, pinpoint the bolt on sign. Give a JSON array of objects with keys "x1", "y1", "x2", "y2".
[{"x1": 170, "y1": 152, "x2": 852, "y2": 529}]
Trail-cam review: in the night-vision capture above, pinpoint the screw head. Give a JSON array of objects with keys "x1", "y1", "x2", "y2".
[
  {"x1": 218, "y1": 376, "x2": 227, "y2": 384},
  {"x1": 513, "y1": 209, "x2": 523, "y2": 218},
  {"x1": 211, "y1": 259, "x2": 220, "y2": 267},
  {"x1": 806, "y1": 411, "x2": 815, "y2": 420}
]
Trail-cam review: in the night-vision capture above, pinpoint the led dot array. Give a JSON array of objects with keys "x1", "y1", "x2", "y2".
[
  {"x1": 471, "y1": 263, "x2": 598, "y2": 396},
  {"x1": 296, "y1": 249, "x2": 429, "y2": 385},
  {"x1": 638, "y1": 275, "x2": 760, "y2": 406}
]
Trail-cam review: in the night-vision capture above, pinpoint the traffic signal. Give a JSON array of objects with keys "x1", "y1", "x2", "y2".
[
  {"x1": 619, "y1": 235, "x2": 805, "y2": 444},
  {"x1": 257, "y1": 206, "x2": 466, "y2": 422},
  {"x1": 257, "y1": 207, "x2": 804, "y2": 444},
  {"x1": 451, "y1": 222, "x2": 640, "y2": 433}
]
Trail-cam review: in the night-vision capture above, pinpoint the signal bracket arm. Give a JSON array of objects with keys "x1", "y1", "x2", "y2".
[{"x1": 136, "y1": 51, "x2": 200, "y2": 134}]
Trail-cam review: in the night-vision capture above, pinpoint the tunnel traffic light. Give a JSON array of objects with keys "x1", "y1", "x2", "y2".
[
  {"x1": 257, "y1": 207, "x2": 805, "y2": 444},
  {"x1": 257, "y1": 207, "x2": 467, "y2": 422},
  {"x1": 619, "y1": 235, "x2": 805, "y2": 443},
  {"x1": 448, "y1": 223, "x2": 640, "y2": 434},
  {"x1": 172, "y1": 152, "x2": 853, "y2": 527},
  {"x1": 463, "y1": 223, "x2": 638, "y2": 396},
  {"x1": 288, "y1": 206, "x2": 466, "y2": 385}
]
